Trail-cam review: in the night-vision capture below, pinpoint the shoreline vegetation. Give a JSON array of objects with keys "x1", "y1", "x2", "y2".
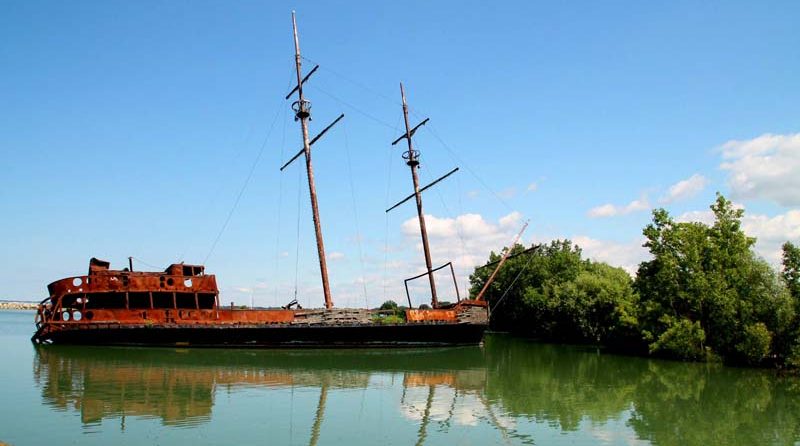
[{"x1": 470, "y1": 193, "x2": 800, "y2": 370}]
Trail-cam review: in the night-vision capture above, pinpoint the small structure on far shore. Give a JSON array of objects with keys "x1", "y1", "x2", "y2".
[{"x1": 0, "y1": 301, "x2": 38, "y2": 311}]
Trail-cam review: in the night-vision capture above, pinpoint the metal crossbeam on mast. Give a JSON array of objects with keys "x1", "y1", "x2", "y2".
[
  {"x1": 396, "y1": 83, "x2": 438, "y2": 307},
  {"x1": 280, "y1": 113, "x2": 344, "y2": 171},
  {"x1": 286, "y1": 12, "x2": 333, "y2": 309}
]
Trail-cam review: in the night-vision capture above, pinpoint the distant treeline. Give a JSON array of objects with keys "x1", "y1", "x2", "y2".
[{"x1": 470, "y1": 194, "x2": 800, "y2": 368}]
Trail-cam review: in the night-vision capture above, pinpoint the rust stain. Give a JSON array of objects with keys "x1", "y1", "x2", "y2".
[
  {"x1": 32, "y1": 258, "x2": 488, "y2": 345},
  {"x1": 405, "y1": 309, "x2": 458, "y2": 322}
]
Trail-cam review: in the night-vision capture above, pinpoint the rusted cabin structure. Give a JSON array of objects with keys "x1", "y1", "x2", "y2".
[{"x1": 32, "y1": 258, "x2": 488, "y2": 347}]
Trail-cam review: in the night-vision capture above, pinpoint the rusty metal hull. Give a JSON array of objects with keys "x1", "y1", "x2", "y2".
[
  {"x1": 33, "y1": 258, "x2": 490, "y2": 348},
  {"x1": 38, "y1": 322, "x2": 488, "y2": 348}
]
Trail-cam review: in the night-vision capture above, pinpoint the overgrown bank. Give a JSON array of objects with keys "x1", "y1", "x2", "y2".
[{"x1": 470, "y1": 194, "x2": 800, "y2": 368}]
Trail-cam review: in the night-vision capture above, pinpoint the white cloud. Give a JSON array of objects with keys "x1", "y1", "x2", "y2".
[
  {"x1": 499, "y1": 211, "x2": 523, "y2": 228},
  {"x1": 571, "y1": 236, "x2": 649, "y2": 274},
  {"x1": 719, "y1": 133, "x2": 800, "y2": 206},
  {"x1": 742, "y1": 210, "x2": 800, "y2": 263},
  {"x1": 526, "y1": 182, "x2": 538, "y2": 193},
  {"x1": 677, "y1": 207, "x2": 800, "y2": 264},
  {"x1": 676, "y1": 209, "x2": 715, "y2": 225},
  {"x1": 399, "y1": 211, "x2": 527, "y2": 302},
  {"x1": 329, "y1": 251, "x2": 345, "y2": 260},
  {"x1": 588, "y1": 196, "x2": 650, "y2": 218},
  {"x1": 660, "y1": 174, "x2": 709, "y2": 204}
]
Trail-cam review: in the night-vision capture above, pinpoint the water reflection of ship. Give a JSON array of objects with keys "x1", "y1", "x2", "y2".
[
  {"x1": 33, "y1": 345, "x2": 493, "y2": 442},
  {"x1": 36, "y1": 338, "x2": 795, "y2": 445}
]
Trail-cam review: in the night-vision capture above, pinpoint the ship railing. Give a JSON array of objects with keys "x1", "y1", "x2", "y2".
[{"x1": 403, "y1": 262, "x2": 461, "y2": 309}]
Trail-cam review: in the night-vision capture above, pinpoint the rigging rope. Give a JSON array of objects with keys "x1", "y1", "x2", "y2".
[
  {"x1": 489, "y1": 250, "x2": 536, "y2": 316},
  {"x1": 419, "y1": 120, "x2": 514, "y2": 213},
  {"x1": 301, "y1": 55, "x2": 400, "y2": 107},
  {"x1": 273, "y1": 103, "x2": 289, "y2": 307},
  {"x1": 308, "y1": 84, "x2": 396, "y2": 130},
  {"x1": 131, "y1": 256, "x2": 165, "y2": 271},
  {"x1": 298, "y1": 57, "x2": 516, "y2": 214},
  {"x1": 342, "y1": 118, "x2": 370, "y2": 307},
  {"x1": 382, "y1": 116, "x2": 402, "y2": 302},
  {"x1": 294, "y1": 164, "x2": 303, "y2": 306},
  {"x1": 202, "y1": 104, "x2": 283, "y2": 265}
]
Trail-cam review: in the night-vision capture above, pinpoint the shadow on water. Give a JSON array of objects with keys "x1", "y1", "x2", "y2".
[{"x1": 32, "y1": 334, "x2": 800, "y2": 445}]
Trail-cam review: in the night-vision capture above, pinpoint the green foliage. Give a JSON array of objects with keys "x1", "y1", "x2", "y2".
[
  {"x1": 635, "y1": 193, "x2": 795, "y2": 365},
  {"x1": 736, "y1": 323, "x2": 772, "y2": 364},
  {"x1": 470, "y1": 240, "x2": 639, "y2": 345},
  {"x1": 379, "y1": 300, "x2": 399, "y2": 311},
  {"x1": 779, "y1": 242, "x2": 800, "y2": 366},
  {"x1": 782, "y1": 241, "x2": 800, "y2": 301},
  {"x1": 647, "y1": 316, "x2": 708, "y2": 361},
  {"x1": 471, "y1": 193, "x2": 800, "y2": 368},
  {"x1": 378, "y1": 314, "x2": 405, "y2": 325}
]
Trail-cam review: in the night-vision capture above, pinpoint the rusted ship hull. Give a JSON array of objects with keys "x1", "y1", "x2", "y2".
[
  {"x1": 32, "y1": 259, "x2": 489, "y2": 348},
  {"x1": 36, "y1": 321, "x2": 487, "y2": 348}
]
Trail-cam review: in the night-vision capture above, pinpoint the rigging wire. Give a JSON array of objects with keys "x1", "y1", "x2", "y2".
[
  {"x1": 130, "y1": 256, "x2": 165, "y2": 271},
  {"x1": 382, "y1": 116, "x2": 402, "y2": 302},
  {"x1": 419, "y1": 119, "x2": 514, "y2": 213},
  {"x1": 308, "y1": 84, "x2": 396, "y2": 130},
  {"x1": 342, "y1": 118, "x2": 370, "y2": 307},
  {"x1": 297, "y1": 57, "x2": 515, "y2": 214},
  {"x1": 293, "y1": 163, "x2": 303, "y2": 307},
  {"x1": 202, "y1": 103, "x2": 283, "y2": 265},
  {"x1": 273, "y1": 103, "x2": 289, "y2": 307},
  {"x1": 489, "y1": 250, "x2": 536, "y2": 316},
  {"x1": 301, "y1": 55, "x2": 400, "y2": 107},
  {"x1": 175, "y1": 115, "x2": 259, "y2": 263}
]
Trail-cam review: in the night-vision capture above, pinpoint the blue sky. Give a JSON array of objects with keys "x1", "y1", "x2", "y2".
[{"x1": 2, "y1": 1, "x2": 799, "y2": 306}]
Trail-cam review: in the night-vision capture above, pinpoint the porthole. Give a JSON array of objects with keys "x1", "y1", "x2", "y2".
[
  {"x1": 62, "y1": 311, "x2": 71, "y2": 321},
  {"x1": 85, "y1": 311, "x2": 94, "y2": 320},
  {"x1": 72, "y1": 277, "x2": 82, "y2": 287},
  {"x1": 184, "y1": 278, "x2": 192, "y2": 287},
  {"x1": 167, "y1": 278, "x2": 174, "y2": 286},
  {"x1": 73, "y1": 311, "x2": 82, "y2": 321}
]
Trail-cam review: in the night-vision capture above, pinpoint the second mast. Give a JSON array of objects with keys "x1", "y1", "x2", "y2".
[{"x1": 289, "y1": 12, "x2": 333, "y2": 309}]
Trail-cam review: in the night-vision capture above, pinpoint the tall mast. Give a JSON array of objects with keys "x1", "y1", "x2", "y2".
[
  {"x1": 399, "y1": 83, "x2": 438, "y2": 307},
  {"x1": 291, "y1": 12, "x2": 333, "y2": 309}
]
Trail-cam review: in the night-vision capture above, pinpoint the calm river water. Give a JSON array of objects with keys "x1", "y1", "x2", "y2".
[{"x1": 1, "y1": 310, "x2": 799, "y2": 445}]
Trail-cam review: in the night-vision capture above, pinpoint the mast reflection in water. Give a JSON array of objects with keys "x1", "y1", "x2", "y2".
[{"x1": 31, "y1": 336, "x2": 800, "y2": 445}]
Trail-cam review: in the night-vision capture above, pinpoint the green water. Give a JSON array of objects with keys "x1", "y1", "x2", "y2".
[{"x1": 1, "y1": 311, "x2": 799, "y2": 445}]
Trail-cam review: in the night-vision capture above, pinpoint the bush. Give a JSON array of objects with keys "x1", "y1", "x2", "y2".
[
  {"x1": 470, "y1": 240, "x2": 640, "y2": 346},
  {"x1": 735, "y1": 323, "x2": 772, "y2": 364},
  {"x1": 647, "y1": 317, "x2": 708, "y2": 361},
  {"x1": 379, "y1": 300, "x2": 399, "y2": 311},
  {"x1": 381, "y1": 315, "x2": 405, "y2": 324},
  {"x1": 636, "y1": 194, "x2": 795, "y2": 365}
]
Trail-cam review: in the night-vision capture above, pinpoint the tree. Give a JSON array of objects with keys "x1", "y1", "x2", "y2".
[
  {"x1": 782, "y1": 241, "x2": 800, "y2": 301},
  {"x1": 470, "y1": 240, "x2": 639, "y2": 345},
  {"x1": 779, "y1": 242, "x2": 800, "y2": 367},
  {"x1": 379, "y1": 300, "x2": 399, "y2": 311},
  {"x1": 635, "y1": 193, "x2": 795, "y2": 364}
]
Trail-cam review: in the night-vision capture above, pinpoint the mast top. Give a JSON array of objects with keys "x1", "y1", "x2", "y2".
[{"x1": 284, "y1": 12, "x2": 334, "y2": 309}]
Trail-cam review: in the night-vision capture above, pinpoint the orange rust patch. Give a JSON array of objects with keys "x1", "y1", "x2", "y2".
[
  {"x1": 405, "y1": 309, "x2": 457, "y2": 322},
  {"x1": 52, "y1": 308, "x2": 296, "y2": 325}
]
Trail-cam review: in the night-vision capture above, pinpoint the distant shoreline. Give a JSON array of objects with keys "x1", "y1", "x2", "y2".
[{"x1": 0, "y1": 302, "x2": 38, "y2": 311}]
